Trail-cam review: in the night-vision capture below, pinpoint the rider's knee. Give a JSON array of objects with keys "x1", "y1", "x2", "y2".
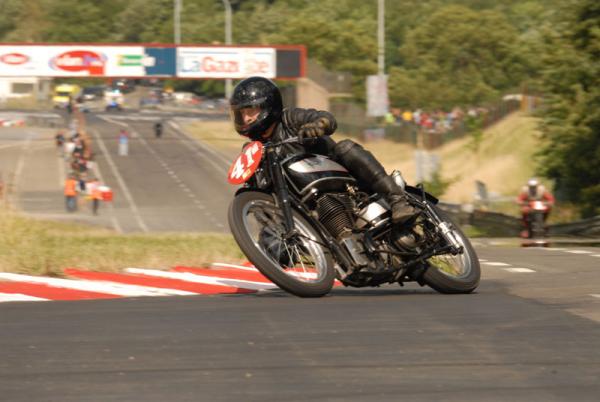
[{"x1": 333, "y1": 139, "x2": 362, "y2": 158}]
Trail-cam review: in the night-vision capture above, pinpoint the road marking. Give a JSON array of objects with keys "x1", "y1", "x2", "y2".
[
  {"x1": 91, "y1": 127, "x2": 149, "y2": 232},
  {"x1": 564, "y1": 250, "x2": 593, "y2": 254},
  {"x1": 592, "y1": 255, "x2": 600, "y2": 258},
  {"x1": 478, "y1": 259, "x2": 488, "y2": 262},
  {"x1": 0, "y1": 293, "x2": 48, "y2": 302},
  {"x1": 0, "y1": 273, "x2": 191, "y2": 297},
  {"x1": 482, "y1": 262, "x2": 511, "y2": 267},
  {"x1": 504, "y1": 268, "x2": 536, "y2": 273},
  {"x1": 125, "y1": 268, "x2": 277, "y2": 291},
  {"x1": 211, "y1": 262, "x2": 258, "y2": 271},
  {"x1": 12, "y1": 132, "x2": 33, "y2": 198},
  {"x1": 169, "y1": 120, "x2": 230, "y2": 174},
  {"x1": 591, "y1": 294, "x2": 600, "y2": 299},
  {"x1": 86, "y1": 141, "x2": 123, "y2": 234}
]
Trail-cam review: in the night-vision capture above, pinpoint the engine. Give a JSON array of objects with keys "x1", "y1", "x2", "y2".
[{"x1": 314, "y1": 193, "x2": 355, "y2": 239}]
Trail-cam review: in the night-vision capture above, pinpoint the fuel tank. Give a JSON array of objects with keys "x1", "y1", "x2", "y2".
[{"x1": 283, "y1": 154, "x2": 355, "y2": 195}]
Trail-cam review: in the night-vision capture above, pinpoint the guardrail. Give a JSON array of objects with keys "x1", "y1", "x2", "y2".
[
  {"x1": 548, "y1": 216, "x2": 600, "y2": 237},
  {"x1": 439, "y1": 201, "x2": 600, "y2": 238},
  {"x1": 438, "y1": 203, "x2": 521, "y2": 237}
]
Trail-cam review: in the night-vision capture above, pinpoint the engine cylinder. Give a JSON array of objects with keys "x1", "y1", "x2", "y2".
[{"x1": 315, "y1": 194, "x2": 354, "y2": 238}]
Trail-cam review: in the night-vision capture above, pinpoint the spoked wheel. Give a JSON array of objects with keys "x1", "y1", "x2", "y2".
[
  {"x1": 422, "y1": 206, "x2": 480, "y2": 294},
  {"x1": 228, "y1": 191, "x2": 335, "y2": 297}
]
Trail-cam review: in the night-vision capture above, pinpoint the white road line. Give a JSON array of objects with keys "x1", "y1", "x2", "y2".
[
  {"x1": 564, "y1": 250, "x2": 593, "y2": 254},
  {"x1": 90, "y1": 127, "x2": 149, "y2": 232},
  {"x1": 0, "y1": 293, "x2": 48, "y2": 302},
  {"x1": 125, "y1": 268, "x2": 276, "y2": 291},
  {"x1": 0, "y1": 273, "x2": 193, "y2": 297},
  {"x1": 590, "y1": 294, "x2": 600, "y2": 299},
  {"x1": 482, "y1": 262, "x2": 511, "y2": 267},
  {"x1": 591, "y1": 255, "x2": 600, "y2": 258},
  {"x1": 57, "y1": 151, "x2": 65, "y2": 187},
  {"x1": 86, "y1": 145, "x2": 123, "y2": 233},
  {"x1": 211, "y1": 262, "x2": 258, "y2": 271},
  {"x1": 169, "y1": 120, "x2": 230, "y2": 174},
  {"x1": 13, "y1": 132, "x2": 33, "y2": 194},
  {"x1": 504, "y1": 268, "x2": 536, "y2": 273},
  {"x1": 478, "y1": 259, "x2": 488, "y2": 262}
]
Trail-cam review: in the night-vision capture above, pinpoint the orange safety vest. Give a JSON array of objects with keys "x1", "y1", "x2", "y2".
[{"x1": 64, "y1": 179, "x2": 78, "y2": 196}]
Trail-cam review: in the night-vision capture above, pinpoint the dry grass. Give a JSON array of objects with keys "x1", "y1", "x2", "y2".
[{"x1": 0, "y1": 207, "x2": 244, "y2": 276}]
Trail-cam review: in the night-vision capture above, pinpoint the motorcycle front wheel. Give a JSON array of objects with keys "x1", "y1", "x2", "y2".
[
  {"x1": 228, "y1": 191, "x2": 335, "y2": 297},
  {"x1": 422, "y1": 206, "x2": 481, "y2": 294}
]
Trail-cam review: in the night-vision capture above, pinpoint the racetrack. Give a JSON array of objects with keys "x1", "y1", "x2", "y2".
[
  {"x1": 1, "y1": 241, "x2": 599, "y2": 401},
  {"x1": 1, "y1": 110, "x2": 599, "y2": 401}
]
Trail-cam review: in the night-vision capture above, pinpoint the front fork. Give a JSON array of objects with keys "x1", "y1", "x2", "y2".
[
  {"x1": 266, "y1": 147, "x2": 296, "y2": 239},
  {"x1": 422, "y1": 201, "x2": 463, "y2": 254}
]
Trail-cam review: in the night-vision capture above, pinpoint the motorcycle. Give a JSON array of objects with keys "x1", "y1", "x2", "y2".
[
  {"x1": 523, "y1": 200, "x2": 549, "y2": 239},
  {"x1": 227, "y1": 138, "x2": 480, "y2": 297},
  {"x1": 105, "y1": 99, "x2": 122, "y2": 112}
]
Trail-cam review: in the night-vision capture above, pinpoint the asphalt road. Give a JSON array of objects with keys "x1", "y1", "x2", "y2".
[
  {"x1": 1, "y1": 242, "x2": 599, "y2": 401},
  {"x1": 0, "y1": 109, "x2": 235, "y2": 233},
  {"x1": 85, "y1": 112, "x2": 234, "y2": 233}
]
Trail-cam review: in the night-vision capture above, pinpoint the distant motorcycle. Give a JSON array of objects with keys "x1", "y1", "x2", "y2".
[
  {"x1": 105, "y1": 100, "x2": 122, "y2": 112},
  {"x1": 154, "y1": 122, "x2": 163, "y2": 138},
  {"x1": 524, "y1": 200, "x2": 549, "y2": 239},
  {"x1": 227, "y1": 138, "x2": 480, "y2": 298}
]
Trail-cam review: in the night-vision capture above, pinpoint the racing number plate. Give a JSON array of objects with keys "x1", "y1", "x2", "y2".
[{"x1": 227, "y1": 141, "x2": 264, "y2": 185}]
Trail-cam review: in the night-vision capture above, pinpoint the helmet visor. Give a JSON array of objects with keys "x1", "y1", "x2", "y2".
[{"x1": 230, "y1": 104, "x2": 264, "y2": 134}]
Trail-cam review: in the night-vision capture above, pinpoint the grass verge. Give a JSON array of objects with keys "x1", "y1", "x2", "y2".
[{"x1": 0, "y1": 208, "x2": 244, "y2": 276}]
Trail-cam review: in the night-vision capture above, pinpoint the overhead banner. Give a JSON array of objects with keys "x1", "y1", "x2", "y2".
[
  {"x1": 177, "y1": 47, "x2": 276, "y2": 79},
  {"x1": 0, "y1": 44, "x2": 297, "y2": 79},
  {"x1": 0, "y1": 45, "x2": 169, "y2": 77}
]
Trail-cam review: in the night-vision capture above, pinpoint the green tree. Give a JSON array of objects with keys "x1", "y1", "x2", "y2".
[
  {"x1": 42, "y1": 0, "x2": 123, "y2": 42},
  {"x1": 388, "y1": 5, "x2": 525, "y2": 109},
  {"x1": 537, "y1": 0, "x2": 600, "y2": 217}
]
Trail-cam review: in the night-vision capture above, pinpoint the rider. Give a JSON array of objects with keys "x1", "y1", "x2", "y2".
[
  {"x1": 229, "y1": 76, "x2": 417, "y2": 224},
  {"x1": 154, "y1": 121, "x2": 163, "y2": 138},
  {"x1": 517, "y1": 178, "x2": 555, "y2": 236}
]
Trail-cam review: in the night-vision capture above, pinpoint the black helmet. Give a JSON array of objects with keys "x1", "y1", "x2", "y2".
[{"x1": 229, "y1": 76, "x2": 283, "y2": 140}]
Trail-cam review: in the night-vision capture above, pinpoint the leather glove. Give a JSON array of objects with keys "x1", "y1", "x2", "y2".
[{"x1": 298, "y1": 117, "x2": 330, "y2": 140}]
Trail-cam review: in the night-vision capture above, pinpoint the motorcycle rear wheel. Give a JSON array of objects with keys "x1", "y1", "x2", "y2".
[
  {"x1": 422, "y1": 206, "x2": 480, "y2": 294},
  {"x1": 228, "y1": 191, "x2": 335, "y2": 298}
]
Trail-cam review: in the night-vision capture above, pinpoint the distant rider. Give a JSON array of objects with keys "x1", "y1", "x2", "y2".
[
  {"x1": 154, "y1": 121, "x2": 163, "y2": 138},
  {"x1": 229, "y1": 76, "x2": 417, "y2": 224},
  {"x1": 517, "y1": 178, "x2": 555, "y2": 237}
]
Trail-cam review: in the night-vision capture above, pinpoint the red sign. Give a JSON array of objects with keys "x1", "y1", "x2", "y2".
[
  {"x1": 227, "y1": 141, "x2": 264, "y2": 185},
  {"x1": 50, "y1": 50, "x2": 106, "y2": 75},
  {"x1": 0, "y1": 53, "x2": 29, "y2": 65}
]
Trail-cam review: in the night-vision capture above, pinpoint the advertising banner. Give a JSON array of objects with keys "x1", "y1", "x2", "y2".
[
  {"x1": 177, "y1": 47, "x2": 276, "y2": 79},
  {"x1": 0, "y1": 45, "x2": 294, "y2": 79},
  {"x1": 0, "y1": 45, "x2": 177, "y2": 77}
]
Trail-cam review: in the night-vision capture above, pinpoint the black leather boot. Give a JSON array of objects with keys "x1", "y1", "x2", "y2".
[{"x1": 374, "y1": 176, "x2": 418, "y2": 225}]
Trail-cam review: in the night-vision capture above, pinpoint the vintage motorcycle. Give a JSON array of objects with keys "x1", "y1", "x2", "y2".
[{"x1": 227, "y1": 138, "x2": 480, "y2": 297}]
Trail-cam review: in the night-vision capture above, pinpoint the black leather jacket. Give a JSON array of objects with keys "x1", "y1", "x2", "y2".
[{"x1": 269, "y1": 108, "x2": 337, "y2": 156}]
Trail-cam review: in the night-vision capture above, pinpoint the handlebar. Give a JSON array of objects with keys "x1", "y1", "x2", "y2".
[{"x1": 262, "y1": 136, "x2": 305, "y2": 149}]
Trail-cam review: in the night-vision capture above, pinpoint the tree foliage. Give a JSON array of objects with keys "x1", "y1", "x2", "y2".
[{"x1": 537, "y1": 0, "x2": 600, "y2": 217}]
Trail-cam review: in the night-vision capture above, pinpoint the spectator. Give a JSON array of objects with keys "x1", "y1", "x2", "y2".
[
  {"x1": 64, "y1": 174, "x2": 78, "y2": 212},
  {"x1": 87, "y1": 177, "x2": 103, "y2": 215},
  {"x1": 118, "y1": 129, "x2": 129, "y2": 156}
]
